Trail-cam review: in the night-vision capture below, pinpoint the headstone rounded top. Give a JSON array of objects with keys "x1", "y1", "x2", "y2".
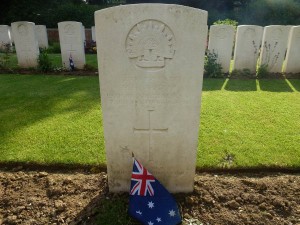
[
  {"x1": 58, "y1": 21, "x2": 81, "y2": 25},
  {"x1": 11, "y1": 21, "x2": 35, "y2": 26},
  {"x1": 95, "y1": 4, "x2": 208, "y2": 25},
  {"x1": 238, "y1": 25, "x2": 262, "y2": 28}
]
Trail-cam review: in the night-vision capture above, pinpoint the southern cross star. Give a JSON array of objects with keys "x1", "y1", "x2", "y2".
[
  {"x1": 148, "y1": 201, "x2": 154, "y2": 209},
  {"x1": 136, "y1": 210, "x2": 142, "y2": 215},
  {"x1": 169, "y1": 209, "x2": 176, "y2": 217},
  {"x1": 156, "y1": 217, "x2": 162, "y2": 222},
  {"x1": 148, "y1": 221, "x2": 154, "y2": 225}
]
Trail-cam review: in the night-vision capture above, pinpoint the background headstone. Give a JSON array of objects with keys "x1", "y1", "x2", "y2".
[
  {"x1": 259, "y1": 25, "x2": 291, "y2": 73},
  {"x1": 233, "y1": 25, "x2": 263, "y2": 72},
  {"x1": 208, "y1": 25, "x2": 235, "y2": 73},
  {"x1": 8, "y1": 26, "x2": 13, "y2": 43},
  {"x1": 82, "y1": 25, "x2": 86, "y2": 46},
  {"x1": 58, "y1": 21, "x2": 86, "y2": 69},
  {"x1": 0, "y1": 25, "x2": 12, "y2": 49},
  {"x1": 284, "y1": 26, "x2": 300, "y2": 73},
  {"x1": 95, "y1": 4, "x2": 208, "y2": 193},
  {"x1": 11, "y1": 21, "x2": 39, "y2": 68},
  {"x1": 91, "y1": 26, "x2": 96, "y2": 42},
  {"x1": 35, "y1": 25, "x2": 49, "y2": 48}
]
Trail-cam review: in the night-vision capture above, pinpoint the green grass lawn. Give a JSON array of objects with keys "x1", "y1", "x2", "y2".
[
  {"x1": 0, "y1": 53, "x2": 98, "y2": 69},
  {"x1": 0, "y1": 74, "x2": 299, "y2": 169}
]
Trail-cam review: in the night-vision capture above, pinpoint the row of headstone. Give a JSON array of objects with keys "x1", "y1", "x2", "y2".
[
  {"x1": 0, "y1": 21, "x2": 87, "y2": 68},
  {"x1": 1, "y1": 21, "x2": 300, "y2": 73},
  {"x1": 208, "y1": 25, "x2": 300, "y2": 73},
  {"x1": 0, "y1": 24, "x2": 48, "y2": 50}
]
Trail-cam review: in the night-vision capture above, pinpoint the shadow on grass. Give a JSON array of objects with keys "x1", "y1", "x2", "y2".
[
  {"x1": 224, "y1": 79, "x2": 257, "y2": 92},
  {"x1": 202, "y1": 78, "x2": 226, "y2": 91},
  {"x1": 287, "y1": 79, "x2": 300, "y2": 92},
  {"x1": 0, "y1": 74, "x2": 101, "y2": 145},
  {"x1": 259, "y1": 79, "x2": 293, "y2": 92}
]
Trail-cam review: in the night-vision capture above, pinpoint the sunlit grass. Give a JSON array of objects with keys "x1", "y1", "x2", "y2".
[{"x1": 0, "y1": 75, "x2": 299, "y2": 169}]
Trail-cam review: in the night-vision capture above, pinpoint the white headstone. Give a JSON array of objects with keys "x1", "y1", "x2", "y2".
[
  {"x1": 259, "y1": 25, "x2": 291, "y2": 73},
  {"x1": 82, "y1": 25, "x2": 86, "y2": 46},
  {"x1": 95, "y1": 4, "x2": 208, "y2": 193},
  {"x1": 283, "y1": 26, "x2": 300, "y2": 73},
  {"x1": 58, "y1": 21, "x2": 86, "y2": 69},
  {"x1": 0, "y1": 25, "x2": 12, "y2": 49},
  {"x1": 11, "y1": 22, "x2": 39, "y2": 68},
  {"x1": 35, "y1": 25, "x2": 49, "y2": 48},
  {"x1": 208, "y1": 25, "x2": 235, "y2": 73},
  {"x1": 8, "y1": 26, "x2": 13, "y2": 43},
  {"x1": 233, "y1": 25, "x2": 263, "y2": 72},
  {"x1": 91, "y1": 26, "x2": 96, "y2": 42}
]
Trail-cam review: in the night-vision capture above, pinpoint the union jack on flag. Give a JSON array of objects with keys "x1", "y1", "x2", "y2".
[
  {"x1": 128, "y1": 158, "x2": 182, "y2": 225},
  {"x1": 130, "y1": 159, "x2": 155, "y2": 196}
]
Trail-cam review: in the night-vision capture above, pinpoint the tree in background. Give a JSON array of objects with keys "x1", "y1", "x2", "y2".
[
  {"x1": 0, "y1": 0, "x2": 106, "y2": 27},
  {"x1": 237, "y1": 0, "x2": 300, "y2": 25},
  {"x1": 1, "y1": 0, "x2": 300, "y2": 27}
]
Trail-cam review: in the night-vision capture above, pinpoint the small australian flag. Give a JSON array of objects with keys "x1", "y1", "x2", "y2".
[
  {"x1": 69, "y1": 54, "x2": 75, "y2": 70},
  {"x1": 128, "y1": 158, "x2": 182, "y2": 225}
]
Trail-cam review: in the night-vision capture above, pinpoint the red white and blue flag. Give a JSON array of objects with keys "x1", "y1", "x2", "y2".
[{"x1": 128, "y1": 158, "x2": 182, "y2": 225}]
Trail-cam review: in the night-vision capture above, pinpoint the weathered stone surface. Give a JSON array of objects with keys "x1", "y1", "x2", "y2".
[
  {"x1": 233, "y1": 25, "x2": 263, "y2": 73},
  {"x1": 58, "y1": 21, "x2": 86, "y2": 69},
  {"x1": 284, "y1": 26, "x2": 300, "y2": 73},
  {"x1": 95, "y1": 4, "x2": 208, "y2": 193},
  {"x1": 208, "y1": 25, "x2": 235, "y2": 73},
  {"x1": 259, "y1": 25, "x2": 291, "y2": 73},
  {"x1": 91, "y1": 26, "x2": 96, "y2": 41},
  {"x1": 11, "y1": 21, "x2": 39, "y2": 68},
  {"x1": 35, "y1": 25, "x2": 49, "y2": 48},
  {"x1": 0, "y1": 25, "x2": 12, "y2": 49}
]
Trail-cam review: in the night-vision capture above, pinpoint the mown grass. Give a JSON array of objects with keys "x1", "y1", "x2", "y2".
[
  {"x1": 0, "y1": 75, "x2": 299, "y2": 169},
  {"x1": 0, "y1": 74, "x2": 104, "y2": 165},
  {"x1": 198, "y1": 79, "x2": 300, "y2": 169}
]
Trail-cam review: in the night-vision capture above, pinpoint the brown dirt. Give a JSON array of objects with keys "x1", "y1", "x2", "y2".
[{"x1": 0, "y1": 169, "x2": 299, "y2": 225}]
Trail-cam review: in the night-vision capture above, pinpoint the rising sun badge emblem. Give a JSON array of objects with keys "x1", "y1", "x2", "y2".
[{"x1": 126, "y1": 20, "x2": 176, "y2": 69}]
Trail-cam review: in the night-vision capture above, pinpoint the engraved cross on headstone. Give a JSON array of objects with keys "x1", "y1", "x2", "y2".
[{"x1": 133, "y1": 110, "x2": 168, "y2": 161}]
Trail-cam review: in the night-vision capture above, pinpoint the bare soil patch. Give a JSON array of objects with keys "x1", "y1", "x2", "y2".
[{"x1": 0, "y1": 169, "x2": 299, "y2": 225}]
